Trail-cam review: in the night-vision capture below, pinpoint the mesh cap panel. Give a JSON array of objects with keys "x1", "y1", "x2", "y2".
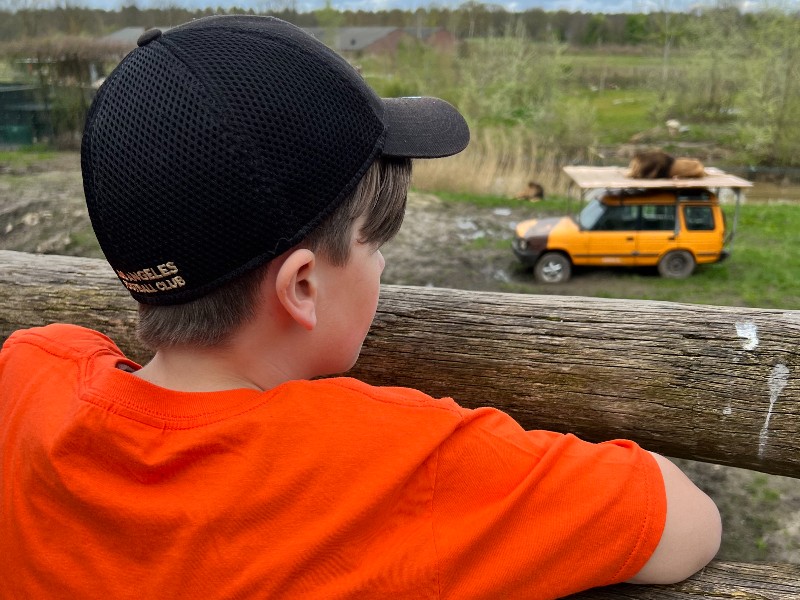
[{"x1": 82, "y1": 16, "x2": 467, "y2": 304}]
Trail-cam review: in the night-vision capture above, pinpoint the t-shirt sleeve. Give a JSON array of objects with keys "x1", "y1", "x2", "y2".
[{"x1": 431, "y1": 406, "x2": 666, "y2": 599}]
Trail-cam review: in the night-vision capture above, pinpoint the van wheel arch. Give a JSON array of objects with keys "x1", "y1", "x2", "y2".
[
  {"x1": 658, "y1": 250, "x2": 696, "y2": 278},
  {"x1": 534, "y1": 251, "x2": 572, "y2": 284}
]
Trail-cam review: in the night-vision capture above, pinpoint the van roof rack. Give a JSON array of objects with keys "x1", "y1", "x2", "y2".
[{"x1": 563, "y1": 166, "x2": 753, "y2": 190}]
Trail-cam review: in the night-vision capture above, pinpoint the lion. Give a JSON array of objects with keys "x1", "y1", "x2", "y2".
[
  {"x1": 514, "y1": 181, "x2": 545, "y2": 201},
  {"x1": 627, "y1": 150, "x2": 705, "y2": 179}
]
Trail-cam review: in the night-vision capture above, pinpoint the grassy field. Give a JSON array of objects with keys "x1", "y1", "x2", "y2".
[
  {"x1": 0, "y1": 148, "x2": 57, "y2": 165},
  {"x1": 562, "y1": 48, "x2": 743, "y2": 149},
  {"x1": 573, "y1": 88, "x2": 657, "y2": 144},
  {"x1": 434, "y1": 191, "x2": 800, "y2": 310}
]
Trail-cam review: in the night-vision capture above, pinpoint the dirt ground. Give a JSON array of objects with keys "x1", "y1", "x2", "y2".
[{"x1": 2, "y1": 151, "x2": 799, "y2": 564}]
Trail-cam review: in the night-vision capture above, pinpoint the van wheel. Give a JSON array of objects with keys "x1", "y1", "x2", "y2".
[
  {"x1": 658, "y1": 250, "x2": 695, "y2": 278},
  {"x1": 534, "y1": 252, "x2": 571, "y2": 284}
]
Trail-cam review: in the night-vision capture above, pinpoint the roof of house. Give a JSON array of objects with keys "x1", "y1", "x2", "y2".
[
  {"x1": 403, "y1": 26, "x2": 448, "y2": 40},
  {"x1": 99, "y1": 24, "x2": 451, "y2": 55},
  {"x1": 6, "y1": 36, "x2": 133, "y2": 62},
  {"x1": 101, "y1": 25, "x2": 449, "y2": 54},
  {"x1": 564, "y1": 166, "x2": 753, "y2": 190},
  {"x1": 303, "y1": 27, "x2": 404, "y2": 51}
]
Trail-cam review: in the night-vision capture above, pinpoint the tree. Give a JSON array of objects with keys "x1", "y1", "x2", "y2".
[
  {"x1": 314, "y1": 0, "x2": 342, "y2": 29},
  {"x1": 6, "y1": 0, "x2": 53, "y2": 37},
  {"x1": 737, "y1": 10, "x2": 800, "y2": 165},
  {"x1": 659, "y1": 4, "x2": 745, "y2": 121},
  {"x1": 623, "y1": 14, "x2": 649, "y2": 45},
  {"x1": 583, "y1": 14, "x2": 608, "y2": 45}
]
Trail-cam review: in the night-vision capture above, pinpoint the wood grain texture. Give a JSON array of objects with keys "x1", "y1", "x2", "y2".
[
  {"x1": 352, "y1": 284, "x2": 800, "y2": 479},
  {"x1": 2, "y1": 250, "x2": 798, "y2": 478},
  {"x1": 2, "y1": 250, "x2": 799, "y2": 599},
  {"x1": 567, "y1": 562, "x2": 800, "y2": 599}
]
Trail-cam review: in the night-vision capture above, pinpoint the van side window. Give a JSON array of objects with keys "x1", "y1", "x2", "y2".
[
  {"x1": 640, "y1": 205, "x2": 676, "y2": 231},
  {"x1": 684, "y1": 206, "x2": 715, "y2": 230},
  {"x1": 593, "y1": 205, "x2": 639, "y2": 231}
]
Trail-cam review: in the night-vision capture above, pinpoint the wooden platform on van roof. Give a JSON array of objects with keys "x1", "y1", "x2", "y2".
[{"x1": 564, "y1": 166, "x2": 753, "y2": 190}]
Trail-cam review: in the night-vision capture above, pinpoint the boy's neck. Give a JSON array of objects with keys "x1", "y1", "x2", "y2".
[
  {"x1": 132, "y1": 344, "x2": 298, "y2": 393},
  {"x1": 133, "y1": 350, "x2": 261, "y2": 392}
]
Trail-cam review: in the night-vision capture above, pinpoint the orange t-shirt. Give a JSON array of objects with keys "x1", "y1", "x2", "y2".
[{"x1": 1, "y1": 324, "x2": 666, "y2": 599}]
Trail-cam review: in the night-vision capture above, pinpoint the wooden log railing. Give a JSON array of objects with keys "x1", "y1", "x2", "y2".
[{"x1": 1, "y1": 250, "x2": 798, "y2": 599}]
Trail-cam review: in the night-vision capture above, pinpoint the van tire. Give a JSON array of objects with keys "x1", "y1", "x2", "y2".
[
  {"x1": 658, "y1": 250, "x2": 695, "y2": 278},
  {"x1": 534, "y1": 252, "x2": 571, "y2": 284}
]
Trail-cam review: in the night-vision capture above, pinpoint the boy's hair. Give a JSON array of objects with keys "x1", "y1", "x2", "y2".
[{"x1": 137, "y1": 157, "x2": 411, "y2": 349}]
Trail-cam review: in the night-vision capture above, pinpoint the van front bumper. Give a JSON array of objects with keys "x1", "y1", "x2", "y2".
[{"x1": 512, "y1": 237, "x2": 545, "y2": 266}]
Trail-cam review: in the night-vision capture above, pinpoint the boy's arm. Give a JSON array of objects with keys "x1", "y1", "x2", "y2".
[{"x1": 626, "y1": 452, "x2": 722, "y2": 585}]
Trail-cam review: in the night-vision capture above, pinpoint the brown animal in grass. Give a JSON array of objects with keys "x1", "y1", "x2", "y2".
[
  {"x1": 627, "y1": 150, "x2": 705, "y2": 179},
  {"x1": 514, "y1": 181, "x2": 544, "y2": 201}
]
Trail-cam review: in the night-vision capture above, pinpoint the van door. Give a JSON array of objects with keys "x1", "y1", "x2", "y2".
[
  {"x1": 679, "y1": 204, "x2": 724, "y2": 264},
  {"x1": 583, "y1": 204, "x2": 638, "y2": 266},
  {"x1": 635, "y1": 204, "x2": 678, "y2": 266}
]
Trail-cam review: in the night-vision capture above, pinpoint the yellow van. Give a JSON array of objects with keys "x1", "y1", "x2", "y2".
[{"x1": 512, "y1": 166, "x2": 752, "y2": 284}]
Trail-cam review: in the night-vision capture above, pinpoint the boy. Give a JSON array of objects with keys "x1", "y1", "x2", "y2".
[{"x1": 0, "y1": 15, "x2": 720, "y2": 599}]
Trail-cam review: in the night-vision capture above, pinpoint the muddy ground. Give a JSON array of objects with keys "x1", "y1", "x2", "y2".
[{"x1": 2, "y1": 151, "x2": 799, "y2": 564}]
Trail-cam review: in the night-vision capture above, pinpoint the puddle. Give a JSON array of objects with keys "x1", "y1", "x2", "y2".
[{"x1": 455, "y1": 217, "x2": 477, "y2": 231}]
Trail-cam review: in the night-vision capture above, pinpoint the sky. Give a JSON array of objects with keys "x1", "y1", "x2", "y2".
[{"x1": 64, "y1": 0, "x2": 775, "y2": 14}]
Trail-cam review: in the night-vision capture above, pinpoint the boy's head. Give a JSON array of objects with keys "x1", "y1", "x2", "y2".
[
  {"x1": 136, "y1": 155, "x2": 411, "y2": 349},
  {"x1": 81, "y1": 15, "x2": 469, "y2": 310}
]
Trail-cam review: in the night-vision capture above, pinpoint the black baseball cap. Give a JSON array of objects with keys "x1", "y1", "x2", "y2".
[{"x1": 82, "y1": 15, "x2": 469, "y2": 305}]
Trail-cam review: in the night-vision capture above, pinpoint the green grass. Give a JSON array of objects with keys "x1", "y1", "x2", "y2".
[
  {"x1": 573, "y1": 87, "x2": 658, "y2": 145},
  {"x1": 467, "y1": 236, "x2": 509, "y2": 251},
  {"x1": 570, "y1": 86, "x2": 742, "y2": 148},
  {"x1": 64, "y1": 230, "x2": 103, "y2": 259},
  {"x1": 435, "y1": 190, "x2": 574, "y2": 214},
  {"x1": 431, "y1": 190, "x2": 514, "y2": 208},
  {"x1": 721, "y1": 204, "x2": 800, "y2": 308},
  {"x1": 442, "y1": 192, "x2": 800, "y2": 310},
  {"x1": 584, "y1": 203, "x2": 800, "y2": 309},
  {"x1": 0, "y1": 146, "x2": 57, "y2": 165},
  {"x1": 565, "y1": 55, "x2": 663, "y2": 70},
  {"x1": 0, "y1": 62, "x2": 18, "y2": 80}
]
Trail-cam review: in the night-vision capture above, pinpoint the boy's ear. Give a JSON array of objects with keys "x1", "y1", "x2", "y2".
[{"x1": 274, "y1": 249, "x2": 317, "y2": 331}]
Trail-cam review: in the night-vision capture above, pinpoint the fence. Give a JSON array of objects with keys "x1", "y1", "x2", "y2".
[{"x1": 1, "y1": 249, "x2": 798, "y2": 599}]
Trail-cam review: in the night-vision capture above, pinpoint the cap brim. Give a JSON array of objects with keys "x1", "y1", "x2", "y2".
[{"x1": 381, "y1": 97, "x2": 470, "y2": 159}]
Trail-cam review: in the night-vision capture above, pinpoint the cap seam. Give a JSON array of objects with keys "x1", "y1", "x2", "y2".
[
  {"x1": 157, "y1": 35, "x2": 267, "y2": 188},
  {"x1": 168, "y1": 22, "x2": 384, "y2": 127}
]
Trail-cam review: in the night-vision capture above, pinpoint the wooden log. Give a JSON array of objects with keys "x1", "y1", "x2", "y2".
[
  {"x1": 2, "y1": 250, "x2": 799, "y2": 598},
  {"x1": 0, "y1": 251, "x2": 148, "y2": 360},
  {"x1": 568, "y1": 561, "x2": 800, "y2": 599},
  {"x1": 355, "y1": 285, "x2": 800, "y2": 480},
  {"x1": 1, "y1": 250, "x2": 798, "y2": 479}
]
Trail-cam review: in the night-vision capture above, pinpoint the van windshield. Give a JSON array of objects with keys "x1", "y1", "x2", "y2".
[{"x1": 578, "y1": 199, "x2": 605, "y2": 229}]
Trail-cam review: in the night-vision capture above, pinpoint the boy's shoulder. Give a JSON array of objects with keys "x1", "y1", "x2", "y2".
[
  {"x1": 296, "y1": 376, "x2": 466, "y2": 419},
  {"x1": 2, "y1": 324, "x2": 123, "y2": 362}
]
